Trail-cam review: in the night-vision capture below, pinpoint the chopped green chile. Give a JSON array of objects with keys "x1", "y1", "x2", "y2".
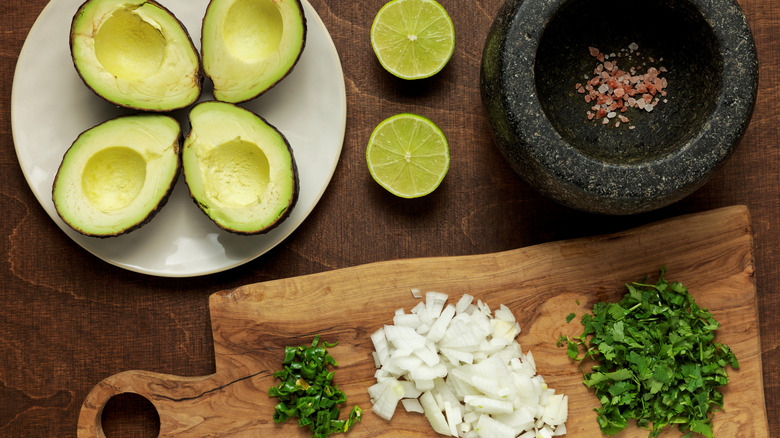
[{"x1": 269, "y1": 335, "x2": 362, "y2": 437}]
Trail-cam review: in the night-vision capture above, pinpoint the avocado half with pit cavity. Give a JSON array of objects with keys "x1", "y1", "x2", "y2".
[
  {"x1": 182, "y1": 101, "x2": 298, "y2": 234},
  {"x1": 201, "y1": 0, "x2": 307, "y2": 103},
  {"x1": 52, "y1": 114, "x2": 181, "y2": 237},
  {"x1": 70, "y1": 0, "x2": 202, "y2": 112}
]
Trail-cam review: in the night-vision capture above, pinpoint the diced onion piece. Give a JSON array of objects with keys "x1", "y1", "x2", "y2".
[
  {"x1": 370, "y1": 327, "x2": 389, "y2": 366},
  {"x1": 542, "y1": 394, "x2": 568, "y2": 426},
  {"x1": 536, "y1": 426, "x2": 554, "y2": 438},
  {"x1": 444, "y1": 401, "x2": 461, "y2": 437},
  {"x1": 384, "y1": 324, "x2": 427, "y2": 350},
  {"x1": 399, "y1": 379, "x2": 422, "y2": 399},
  {"x1": 389, "y1": 355, "x2": 422, "y2": 372},
  {"x1": 369, "y1": 377, "x2": 405, "y2": 421},
  {"x1": 494, "y1": 304, "x2": 516, "y2": 322},
  {"x1": 394, "y1": 312, "x2": 422, "y2": 328},
  {"x1": 402, "y1": 397, "x2": 425, "y2": 413},
  {"x1": 492, "y1": 318, "x2": 521, "y2": 341},
  {"x1": 415, "y1": 341, "x2": 440, "y2": 367},
  {"x1": 455, "y1": 294, "x2": 474, "y2": 314},
  {"x1": 464, "y1": 396, "x2": 514, "y2": 415},
  {"x1": 494, "y1": 406, "x2": 535, "y2": 432},
  {"x1": 415, "y1": 378, "x2": 435, "y2": 392},
  {"x1": 410, "y1": 363, "x2": 447, "y2": 382},
  {"x1": 420, "y1": 390, "x2": 452, "y2": 436},
  {"x1": 426, "y1": 292, "x2": 448, "y2": 316},
  {"x1": 427, "y1": 304, "x2": 456, "y2": 342},
  {"x1": 475, "y1": 414, "x2": 516, "y2": 438},
  {"x1": 368, "y1": 291, "x2": 569, "y2": 436},
  {"x1": 440, "y1": 347, "x2": 474, "y2": 366}
]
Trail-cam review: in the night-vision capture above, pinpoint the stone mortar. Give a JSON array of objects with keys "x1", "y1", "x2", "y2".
[{"x1": 481, "y1": 0, "x2": 758, "y2": 214}]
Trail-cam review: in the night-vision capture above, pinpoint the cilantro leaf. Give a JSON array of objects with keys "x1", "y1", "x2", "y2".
[{"x1": 559, "y1": 268, "x2": 738, "y2": 437}]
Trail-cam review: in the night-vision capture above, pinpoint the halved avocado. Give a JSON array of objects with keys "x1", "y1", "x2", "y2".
[
  {"x1": 201, "y1": 0, "x2": 307, "y2": 103},
  {"x1": 52, "y1": 114, "x2": 181, "y2": 237},
  {"x1": 70, "y1": 0, "x2": 202, "y2": 112},
  {"x1": 182, "y1": 101, "x2": 298, "y2": 234}
]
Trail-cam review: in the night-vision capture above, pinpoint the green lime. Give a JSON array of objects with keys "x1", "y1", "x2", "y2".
[
  {"x1": 370, "y1": 0, "x2": 455, "y2": 80},
  {"x1": 366, "y1": 113, "x2": 450, "y2": 198}
]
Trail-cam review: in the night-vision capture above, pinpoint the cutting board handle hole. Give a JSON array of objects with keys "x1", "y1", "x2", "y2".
[{"x1": 100, "y1": 393, "x2": 160, "y2": 438}]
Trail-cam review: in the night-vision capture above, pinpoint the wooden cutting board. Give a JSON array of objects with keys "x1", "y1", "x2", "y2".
[{"x1": 77, "y1": 205, "x2": 767, "y2": 437}]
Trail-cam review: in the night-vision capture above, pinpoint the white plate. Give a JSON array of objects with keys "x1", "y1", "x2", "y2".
[{"x1": 11, "y1": 0, "x2": 346, "y2": 277}]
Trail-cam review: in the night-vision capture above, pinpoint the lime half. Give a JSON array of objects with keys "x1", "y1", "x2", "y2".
[
  {"x1": 370, "y1": 0, "x2": 455, "y2": 80},
  {"x1": 366, "y1": 113, "x2": 450, "y2": 198}
]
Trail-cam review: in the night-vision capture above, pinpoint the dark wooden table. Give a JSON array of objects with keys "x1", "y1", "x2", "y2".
[{"x1": 1, "y1": 0, "x2": 777, "y2": 437}]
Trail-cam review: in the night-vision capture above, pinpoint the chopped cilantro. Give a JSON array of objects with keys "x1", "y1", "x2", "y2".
[
  {"x1": 269, "y1": 335, "x2": 362, "y2": 437},
  {"x1": 557, "y1": 268, "x2": 738, "y2": 437}
]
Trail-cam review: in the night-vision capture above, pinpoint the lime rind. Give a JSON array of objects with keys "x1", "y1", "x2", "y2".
[
  {"x1": 370, "y1": 0, "x2": 455, "y2": 80},
  {"x1": 366, "y1": 113, "x2": 450, "y2": 198}
]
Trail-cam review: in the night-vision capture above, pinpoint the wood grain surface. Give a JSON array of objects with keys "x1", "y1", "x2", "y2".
[
  {"x1": 76, "y1": 206, "x2": 766, "y2": 437},
  {"x1": 1, "y1": 1, "x2": 779, "y2": 437}
]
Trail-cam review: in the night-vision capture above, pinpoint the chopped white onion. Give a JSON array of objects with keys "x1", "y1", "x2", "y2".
[
  {"x1": 368, "y1": 291, "x2": 568, "y2": 437},
  {"x1": 368, "y1": 377, "x2": 405, "y2": 421},
  {"x1": 394, "y1": 312, "x2": 422, "y2": 328},
  {"x1": 402, "y1": 397, "x2": 425, "y2": 413},
  {"x1": 421, "y1": 390, "x2": 453, "y2": 436}
]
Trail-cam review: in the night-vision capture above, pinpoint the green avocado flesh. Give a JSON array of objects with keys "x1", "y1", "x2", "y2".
[
  {"x1": 201, "y1": 0, "x2": 306, "y2": 103},
  {"x1": 183, "y1": 101, "x2": 298, "y2": 234},
  {"x1": 53, "y1": 114, "x2": 181, "y2": 237},
  {"x1": 70, "y1": 0, "x2": 202, "y2": 112}
]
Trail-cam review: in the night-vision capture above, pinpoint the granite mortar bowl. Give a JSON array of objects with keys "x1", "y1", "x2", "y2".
[{"x1": 480, "y1": 0, "x2": 758, "y2": 215}]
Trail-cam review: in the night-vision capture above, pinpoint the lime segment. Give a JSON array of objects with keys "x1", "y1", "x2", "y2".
[
  {"x1": 366, "y1": 113, "x2": 450, "y2": 198},
  {"x1": 370, "y1": 0, "x2": 455, "y2": 80}
]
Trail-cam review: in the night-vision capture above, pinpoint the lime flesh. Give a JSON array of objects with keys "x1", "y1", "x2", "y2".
[
  {"x1": 366, "y1": 113, "x2": 450, "y2": 198},
  {"x1": 370, "y1": 0, "x2": 455, "y2": 80}
]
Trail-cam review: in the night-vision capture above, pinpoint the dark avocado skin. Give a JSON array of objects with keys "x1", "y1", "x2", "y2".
[
  {"x1": 200, "y1": 0, "x2": 307, "y2": 104},
  {"x1": 69, "y1": 0, "x2": 204, "y2": 112},
  {"x1": 51, "y1": 113, "x2": 182, "y2": 238}
]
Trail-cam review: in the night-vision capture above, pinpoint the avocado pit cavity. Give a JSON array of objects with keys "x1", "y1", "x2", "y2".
[
  {"x1": 93, "y1": 7, "x2": 166, "y2": 80},
  {"x1": 223, "y1": 0, "x2": 283, "y2": 62},
  {"x1": 82, "y1": 146, "x2": 147, "y2": 211},
  {"x1": 201, "y1": 137, "x2": 271, "y2": 208}
]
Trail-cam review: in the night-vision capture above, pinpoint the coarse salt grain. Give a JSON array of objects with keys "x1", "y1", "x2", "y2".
[{"x1": 576, "y1": 43, "x2": 668, "y2": 128}]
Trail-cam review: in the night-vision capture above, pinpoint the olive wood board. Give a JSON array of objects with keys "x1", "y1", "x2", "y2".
[{"x1": 77, "y1": 205, "x2": 767, "y2": 437}]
